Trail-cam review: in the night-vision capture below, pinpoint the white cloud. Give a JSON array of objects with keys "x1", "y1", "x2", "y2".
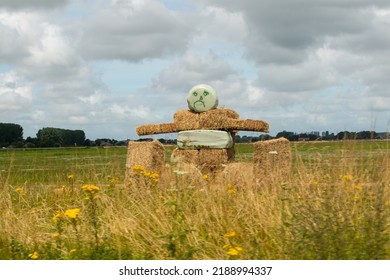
[
  {"x1": 2, "y1": 0, "x2": 390, "y2": 139},
  {"x1": 77, "y1": 0, "x2": 195, "y2": 61},
  {"x1": 152, "y1": 49, "x2": 235, "y2": 93},
  {"x1": 0, "y1": 0, "x2": 69, "y2": 11},
  {"x1": 0, "y1": 71, "x2": 32, "y2": 113}
]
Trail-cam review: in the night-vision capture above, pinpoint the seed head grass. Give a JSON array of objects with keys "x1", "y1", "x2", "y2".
[{"x1": 0, "y1": 141, "x2": 389, "y2": 259}]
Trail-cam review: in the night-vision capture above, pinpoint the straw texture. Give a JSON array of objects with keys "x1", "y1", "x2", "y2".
[
  {"x1": 170, "y1": 148, "x2": 198, "y2": 164},
  {"x1": 199, "y1": 109, "x2": 239, "y2": 129},
  {"x1": 227, "y1": 119, "x2": 269, "y2": 132},
  {"x1": 125, "y1": 140, "x2": 165, "y2": 182},
  {"x1": 253, "y1": 137, "x2": 292, "y2": 180},
  {"x1": 136, "y1": 123, "x2": 178, "y2": 136},
  {"x1": 173, "y1": 110, "x2": 200, "y2": 131}
]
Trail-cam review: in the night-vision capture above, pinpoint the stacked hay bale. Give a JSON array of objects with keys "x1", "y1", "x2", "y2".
[
  {"x1": 125, "y1": 140, "x2": 165, "y2": 184},
  {"x1": 253, "y1": 137, "x2": 292, "y2": 182}
]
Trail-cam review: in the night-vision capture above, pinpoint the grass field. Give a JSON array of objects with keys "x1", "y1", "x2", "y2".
[{"x1": 0, "y1": 140, "x2": 389, "y2": 259}]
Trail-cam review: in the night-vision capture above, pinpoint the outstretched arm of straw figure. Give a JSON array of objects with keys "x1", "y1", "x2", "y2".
[
  {"x1": 136, "y1": 123, "x2": 179, "y2": 136},
  {"x1": 226, "y1": 119, "x2": 269, "y2": 133},
  {"x1": 136, "y1": 119, "x2": 269, "y2": 136}
]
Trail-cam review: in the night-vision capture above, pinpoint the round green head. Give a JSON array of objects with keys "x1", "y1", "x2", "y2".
[{"x1": 187, "y1": 84, "x2": 218, "y2": 112}]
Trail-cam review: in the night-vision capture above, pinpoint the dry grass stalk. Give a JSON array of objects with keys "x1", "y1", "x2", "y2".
[
  {"x1": 125, "y1": 140, "x2": 165, "y2": 182},
  {"x1": 215, "y1": 162, "x2": 254, "y2": 189},
  {"x1": 136, "y1": 123, "x2": 178, "y2": 136},
  {"x1": 253, "y1": 137, "x2": 292, "y2": 182}
]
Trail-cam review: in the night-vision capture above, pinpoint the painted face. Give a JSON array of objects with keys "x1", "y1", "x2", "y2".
[{"x1": 187, "y1": 84, "x2": 218, "y2": 112}]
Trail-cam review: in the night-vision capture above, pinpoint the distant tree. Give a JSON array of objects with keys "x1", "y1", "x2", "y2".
[
  {"x1": 84, "y1": 139, "x2": 92, "y2": 147},
  {"x1": 60, "y1": 129, "x2": 86, "y2": 146},
  {"x1": 25, "y1": 137, "x2": 38, "y2": 148},
  {"x1": 276, "y1": 131, "x2": 297, "y2": 141},
  {"x1": 356, "y1": 131, "x2": 376, "y2": 140},
  {"x1": 259, "y1": 134, "x2": 272, "y2": 141},
  {"x1": 36, "y1": 127, "x2": 86, "y2": 147},
  {"x1": 37, "y1": 128, "x2": 63, "y2": 147},
  {"x1": 0, "y1": 123, "x2": 23, "y2": 147}
]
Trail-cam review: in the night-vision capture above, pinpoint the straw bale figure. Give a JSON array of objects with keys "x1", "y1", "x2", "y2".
[{"x1": 126, "y1": 84, "x2": 291, "y2": 184}]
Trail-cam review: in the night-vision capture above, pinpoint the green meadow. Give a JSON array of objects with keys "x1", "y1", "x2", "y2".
[{"x1": 0, "y1": 140, "x2": 389, "y2": 260}]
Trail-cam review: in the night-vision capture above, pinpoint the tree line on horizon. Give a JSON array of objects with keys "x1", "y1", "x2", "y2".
[{"x1": 0, "y1": 123, "x2": 388, "y2": 148}]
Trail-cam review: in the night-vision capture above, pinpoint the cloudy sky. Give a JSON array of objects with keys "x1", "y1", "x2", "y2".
[{"x1": 1, "y1": 0, "x2": 390, "y2": 140}]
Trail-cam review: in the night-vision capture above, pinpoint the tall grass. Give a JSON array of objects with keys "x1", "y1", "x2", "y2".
[{"x1": 0, "y1": 141, "x2": 389, "y2": 259}]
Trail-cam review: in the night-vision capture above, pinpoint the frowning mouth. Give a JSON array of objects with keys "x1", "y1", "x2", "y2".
[{"x1": 193, "y1": 99, "x2": 205, "y2": 108}]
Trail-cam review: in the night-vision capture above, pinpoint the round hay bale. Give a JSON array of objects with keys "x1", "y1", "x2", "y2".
[{"x1": 187, "y1": 84, "x2": 218, "y2": 112}]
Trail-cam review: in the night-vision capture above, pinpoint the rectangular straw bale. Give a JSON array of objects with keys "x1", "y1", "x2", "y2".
[
  {"x1": 173, "y1": 110, "x2": 200, "y2": 131},
  {"x1": 226, "y1": 119, "x2": 269, "y2": 132},
  {"x1": 198, "y1": 148, "x2": 230, "y2": 166},
  {"x1": 218, "y1": 162, "x2": 254, "y2": 187},
  {"x1": 125, "y1": 140, "x2": 165, "y2": 181},
  {"x1": 170, "y1": 148, "x2": 198, "y2": 164},
  {"x1": 199, "y1": 108, "x2": 239, "y2": 129},
  {"x1": 159, "y1": 123, "x2": 178, "y2": 133},
  {"x1": 253, "y1": 137, "x2": 291, "y2": 179},
  {"x1": 136, "y1": 123, "x2": 178, "y2": 136}
]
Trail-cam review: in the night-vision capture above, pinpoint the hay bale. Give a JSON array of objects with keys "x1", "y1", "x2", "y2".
[
  {"x1": 199, "y1": 108, "x2": 239, "y2": 129},
  {"x1": 198, "y1": 148, "x2": 231, "y2": 167},
  {"x1": 227, "y1": 119, "x2": 269, "y2": 132},
  {"x1": 187, "y1": 84, "x2": 219, "y2": 112},
  {"x1": 253, "y1": 137, "x2": 292, "y2": 181},
  {"x1": 136, "y1": 123, "x2": 178, "y2": 136},
  {"x1": 170, "y1": 148, "x2": 198, "y2": 164},
  {"x1": 216, "y1": 162, "x2": 254, "y2": 188},
  {"x1": 125, "y1": 140, "x2": 165, "y2": 182},
  {"x1": 173, "y1": 110, "x2": 200, "y2": 131}
]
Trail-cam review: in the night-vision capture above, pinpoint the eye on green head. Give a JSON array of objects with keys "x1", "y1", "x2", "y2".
[
  {"x1": 192, "y1": 92, "x2": 198, "y2": 96},
  {"x1": 203, "y1": 90, "x2": 209, "y2": 96}
]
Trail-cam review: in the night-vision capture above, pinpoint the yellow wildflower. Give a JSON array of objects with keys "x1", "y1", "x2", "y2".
[
  {"x1": 69, "y1": 248, "x2": 77, "y2": 254},
  {"x1": 224, "y1": 231, "x2": 236, "y2": 238},
  {"x1": 202, "y1": 174, "x2": 209, "y2": 181},
  {"x1": 29, "y1": 251, "x2": 39, "y2": 260},
  {"x1": 52, "y1": 232, "x2": 61, "y2": 239},
  {"x1": 64, "y1": 208, "x2": 80, "y2": 220},
  {"x1": 15, "y1": 187, "x2": 26, "y2": 195},
  {"x1": 52, "y1": 211, "x2": 64, "y2": 222},
  {"x1": 81, "y1": 184, "x2": 100, "y2": 194},
  {"x1": 354, "y1": 184, "x2": 363, "y2": 191},
  {"x1": 227, "y1": 246, "x2": 243, "y2": 256},
  {"x1": 341, "y1": 174, "x2": 353, "y2": 182},
  {"x1": 108, "y1": 176, "x2": 119, "y2": 185},
  {"x1": 132, "y1": 165, "x2": 144, "y2": 172},
  {"x1": 227, "y1": 188, "x2": 237, "y2": 195},
  {"x1": 67, "y1": 174, "x2": 74, "y2": 181},
  {"x1": 223, "y1": 244, "x2": 231, "y2": 249}
]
